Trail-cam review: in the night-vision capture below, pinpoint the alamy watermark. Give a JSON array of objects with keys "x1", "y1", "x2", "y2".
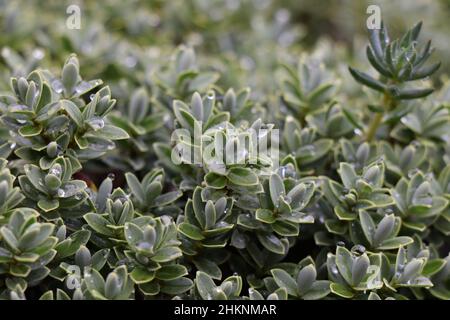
[
  {"x1": 366, "y1": 5, "x2": 381, "y2": 30},
  {"x1": 66, "y1": 5, "x2": 81, "y2": 30},
  {"x1": 170, "y1": 124, "x2": 280, "y2": 173}
]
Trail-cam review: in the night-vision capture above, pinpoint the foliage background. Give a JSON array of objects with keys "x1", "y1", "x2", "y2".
[{"x1": 0, "y1": 0, "x2": 449, "y2": 300}]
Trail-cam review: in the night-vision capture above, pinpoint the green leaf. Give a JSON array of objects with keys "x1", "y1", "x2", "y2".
[
  {"x1": 61, "y1": 100, "x2": 83, "y2": 127},
  {"x1": 18, "y1": 124, "x2": 42, "y2": 137},
  {"x1": 338, "y1": 163, "x2": 357, "y2": 189},
  {"x1": 257, "y1": 234, "x2": 285, "y2": 255},
  {"x1": 268, "y1": 288, "x2": 288, "y2": 300},
  {"x1": 205, "y1": 172, "x2": 227, "y2": 189},
  {"x1": 348, "y1": 67, "x2": 386, "y2": 92},
  {"x1": 10, "y1": 264, "x2": 32, "y2": 277},
  {"x1": 377, "y1": 236, "x2": 414, "y2": 250},
  {"x1": 351, "y1": 254, "x2": 370, "y2": 286},
  {"x1": 393, "y1": 87, "x2": 434, "y2": 100},
  {"x1": 422, "y1": 259, "x2": 446, "y2": 277},
  {"x1": 359, "y1": 210, "x2": 375, "y2": 244},
  {"x1": 301, "y1": 281, "x2": 331, "y2": 300},
  {"x1": 227, "y1": 167, "x2": 258, "y2": 186},
  {"x1": 37, "y1": 199, "x2": 59, "y2": 212},
  {"x1": 159, "y1": 277, "x2": 193, "y2": 295},
  {"x1": 62, "y1": 60, "x2": 79, "y2": 94},
  {"x1": 39, "y1": 291, "x2": 54, "y2": 300},
  {"x1": 272, "y1": 220, "x2": 299, "y2": 236},
  {"x1": 296, "y1": 264, "x2": 316, "y2": 295},
  {"x1": 0, "y1": 227, "x2": 19, "y2": 252},
  {"x1": 188, "y1": 72, "x2": 220, "y2": 91},
  {"x1": 139, "y1": 281, "x2": 160, "y2": 296},
  {"x1": 271, "y1": 268, "x2": 298, "y2": 297},
  {"x1": 94, "y1": 125, "x2": 129, "y2": 140},
  {"x1": 330, "y1": 282, "x2": 354, "y2": 298},
  {"x1": 130, "y1": 267, "x2": 155, "y2": 284},
  {"x1": 154, "y1": 191, "x2": 182, "y2": 206},
  {"x1": 125, "y1": 173, "x2": 144, "y2": 205},
  {"x1": 255, "y1": 209, "x2": 275, "y2": 224},
  {"x1": 204, "y1": 201, "x2": 216, "y2": 230},
  {"x1": 152, "y1": 247, "x2": 182, "y2": 263},
  {"x1": 269, "y1": 174, "x2": 285, "y2": 207},
  {"x1": 193, "y1": 258, "x2": 222, "y2": 280},
  {"x1": 84, "y1": 213, "x2": 115, "y2": 237},
  {"x1": 195, "y1": 271, "x2": 216, "y2": 300},
  {"x1": 334, "y1": 205, "x2": 357, "y2": 221},
  {"x1": 178, "y1": 222, "x2": 205, "y2": 240},
  {"x1": 373, "y1": 214, "x2": 396, "y2": 245},
  {"x1": 155, "y1": 265, "x2": 188, "y2": 281},
  {"x1": 336, "y1": 246, "x2": 353, "y2": 285},
  {"x1": 173, "y1": 100, "x2": 196, "y2": 131}
]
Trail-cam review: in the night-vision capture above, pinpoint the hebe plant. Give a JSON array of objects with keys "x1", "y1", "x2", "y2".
[{"x1": 0, "y1": 17, "x2": 449, "y2": 301}]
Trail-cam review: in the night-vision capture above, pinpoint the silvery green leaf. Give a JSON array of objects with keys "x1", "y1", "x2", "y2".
[
  {"x1": 62, "y1": 61, "x2": 79, "y2": 95},
  {"x1": 398, "y1": 258, "x2": 425, "y2": 283},
  {"x1": 338, "y1": 163, "x2": 357, "y2": 189},
  {"x1": 257, "y1": 233, "x2": 285, "y2": 255},
  {"x1": 296, "y1": 264, "x2": 316, "y2": 295},
  {"x1": 195, "y1": 271, "x2": 217, "y2": 300},
  {"x1": 271, "y1": 268, "x2": 297, "y2": 297},
  {"x1": 351, "y1": 254, "x2": 370, "y2": 286},
  {"x1": 348, "y1": 67, "x2": 386, "y2": 92},
  {"x1": 93, "y1": 125, "x2": 129, "y2": 140},
  {"x1": 301, "y1": 281, "x2": 331, "y2": 300},
  {"x1": 227, "y1": 167, "x2": 258, "y2": 186},
  {"x1": 335, "y1": 246, "x2": 353, "y2": 285},
  {"x1": 61, "y1": 100, "x2": 83, "y2": 127},
  {"x1": 269, "y1": 174, "x2": 285, "y2": 207},
  {"x1": 359, "y1": 210, "x2": 375, "y2": 244},
  {"x1": 373, "y1": 214, "x2": 396, "y2": 245}
]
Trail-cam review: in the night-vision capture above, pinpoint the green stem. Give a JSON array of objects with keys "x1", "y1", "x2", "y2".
[
  {"x1": 365, "y1": 93, "x2": 395, "y2": 142},
  {"x1": 365, "y1": 112, "x2": 383, "y2": 142}
]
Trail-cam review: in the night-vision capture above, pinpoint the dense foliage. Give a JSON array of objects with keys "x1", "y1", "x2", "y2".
[{"x1": 0, "y1": 0, "x2": 449, "y2": 300}]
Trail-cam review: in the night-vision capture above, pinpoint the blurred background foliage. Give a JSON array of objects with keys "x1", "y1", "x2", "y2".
[{"x1": 1, "y1": 0, "x2": 449, "y2": 98}]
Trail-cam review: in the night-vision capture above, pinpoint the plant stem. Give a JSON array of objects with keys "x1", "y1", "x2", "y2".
[
  {"x1": 365, "y1": 93, "x2": 393, "y2": 142},
  {"x1": 365, "y1": 112, "x2": 383, "y2": 142}
]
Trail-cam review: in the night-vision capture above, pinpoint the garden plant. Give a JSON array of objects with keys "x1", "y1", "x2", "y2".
[{"x1": 0, "y1": 0, "x2": 449, "y2": 300}]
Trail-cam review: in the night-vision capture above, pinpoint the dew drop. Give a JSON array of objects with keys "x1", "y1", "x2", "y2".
[
  {"x1": 88, "y1": 116, "x2": 105, "y2": 130},
  {"x1": 279, "y1": 166, "x2": 287, "y2": 178},
  {"x1": 52, "y1": 79, "x2": 64, "y2": 94},
  {"x1": 408, "y1": 168, "x2": 419, "y2": 178},
  {"x1": 216, "y1": 221, "x2": 230, "y2": 228},
  {"x1": 32, "y1": 49, "x2": 45, "y2": 60},
  {"x1": 160, "y1": 215, "x2": 171, "y2": 225},
  {"x1": 49, "y1": 166, "x2": 62, "y2": 176},
  {"x1": 352, "y1": 244, "x2": 366, "y2": 255},
  {"x1": 75, "y1": 82, "x2": 91, "y2": 94},
  {"x1": 74, "y1": 192, "x2": 84, "y2": 200},
  {"x1": 57, "y1": 188, "x2": 66, "y2": 197},
  {"x1": 124, "y1": 55, "x2": 137, "y2": 68},
  {"x1": 331, "y1": 266, "x2": 339, "y2": 275},
  {"x1": 137, "y1": 242, "x2": 152, "y2": 250}
]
